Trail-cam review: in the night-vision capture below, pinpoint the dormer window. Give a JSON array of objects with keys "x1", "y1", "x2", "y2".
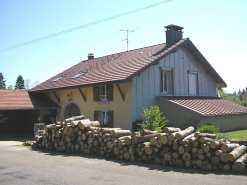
[
  {"x1": 70, "y1": 72, "x2": 86, "y2": 79},
  {"x1": 161, "y1": 68, "x2": 173, "y2": 94}
]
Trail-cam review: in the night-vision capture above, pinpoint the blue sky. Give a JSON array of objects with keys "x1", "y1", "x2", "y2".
[{"x1": 0, "y1": 0, "x2": 246, "y2": 93}]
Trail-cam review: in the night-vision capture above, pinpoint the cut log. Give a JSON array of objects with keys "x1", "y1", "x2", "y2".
[
  {"x1": 140, "y1": 129, "x2": 159, "y2": 136},
  {"x1": 110, "y1": 130, "x2": 132, "y2": 138},
  {"x1": 156, "y1": 140, "x2": 162, "y2": 148},
  {"x1": 223, "y1": 163, "x2": 231, "y2": 172},
  {"x1": 163, "y1": 127, "x2": 181, "y2": 133},
  {"x1": 232, "y1": 153, "x2": 247, "y2": 173},
  {"x1": 168, "y1": 132, "x2": 180, "y2": 141},
  {"x1": 78, "y1": 121, "x2": 100, "y2": 130},
  {"x1": 194, "y1": 132, "x2": 216, "y2": 139},
  {"x1": 102, "y1": 128, "x2": 122, "y2": 133},
  {"x1": 212, "y1": 156, "x2": 220, "y2": 165},
  {"x1": 125, "y1": 136, "x2": 132, "y2": 146},
  {"x1": 185, "y1": 160, "x2": 192, "y2": 168},
  {"x1": 70, "y1": 119, "x2": 89, "y2": 127},
  {"x1": 45, "y1": 124, "x2": 53, "y2": 132},
  {"x1": 183, "y1": 152, "x2": 191, "y2": 161},
  {"x1": 65, "y1": 115, "x2": 85, "y2": 123},
  {"x1": 175, "y1": 126, "x2": 195, "y2": 140},
  {"x1": 199, "y1": 137, "x2": 214, "y2": 143},
  {"x1": 206, "y1": 163, "x2": 212, "y2": 171},
  {"x1": 150, "y1": 137, "x2": 157, "y2": 146},
  {"x1": 164, "y1": 151, "x2": 172, "y2": 161},
  {"x1": 172, "y1": 152, "x2": 179, "y2": 159},
  {"x1": 221, "y1": 143, "x2": 240, "y2": 153},
  {"x1": 209, "y1": 140, "x2": 221, "y2": 150},
  {"x1": 175, "y1": 159, "x2": 184, "y2": 168},
  {"x1": 228, "y1": 145, "x2": 247, "y2": 162},
  {"x1": 220, "y1": 153, "x2": 229, "y2": 163},
  {"x1": 178, "y1": 146, "x2": 184, "y2": 155},
  {"x1": 132, "y1": 133, "x2": 160, "y2": 144},
  {"x1": 180, "y1": 134, "x2": 194, "y2": 145}
]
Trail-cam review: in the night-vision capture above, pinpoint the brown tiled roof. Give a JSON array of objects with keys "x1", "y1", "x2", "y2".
[
  {"x1": 160, "y1": 96, "x2": 247, "y2": 116},
  {"x1": 0, "y1": 89, "x2": 60, "y2": 110},
  {"x1": 30, "y1": 38, "x2": 226, "y2": 92}
]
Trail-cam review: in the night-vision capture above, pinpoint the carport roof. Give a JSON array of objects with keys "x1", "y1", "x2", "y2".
[
  {"x1": 0, "y1": 89, "x2": 60, "y2": 110},
  {"x1": 159, "y1": 96, "x2": 247, "y2": 116}
]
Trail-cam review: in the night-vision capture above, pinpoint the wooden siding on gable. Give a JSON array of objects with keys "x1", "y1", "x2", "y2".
[{"x1": 131, "y1": 47, "x2": 217, "y2": 123}]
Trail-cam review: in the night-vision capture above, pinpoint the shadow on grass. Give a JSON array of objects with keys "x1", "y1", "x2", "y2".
[{"x1": 30, "y1": 147, "x2": 246, "y2": 177}]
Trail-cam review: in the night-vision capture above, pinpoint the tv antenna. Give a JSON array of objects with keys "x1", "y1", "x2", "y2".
[{"x1": 117, "y1": 27, "x2": 139, "y2": 51}]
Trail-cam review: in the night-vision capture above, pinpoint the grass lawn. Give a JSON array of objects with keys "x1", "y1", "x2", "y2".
[{"x1": 225, "y1": 129, "x2": 247, "y2": 139}]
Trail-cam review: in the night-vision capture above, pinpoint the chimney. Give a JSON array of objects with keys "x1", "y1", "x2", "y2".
[
  {"x1": 165, "y1": 24, "x2": 184, "y2": 47},
  {"x1": 88, "y1": 53, "x2": 94, "y2": 60}
]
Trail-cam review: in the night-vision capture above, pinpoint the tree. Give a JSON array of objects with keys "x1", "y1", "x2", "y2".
[
  {"x1": 138, "y1": 105, "x2": 168, "y2": 132},
  {"x1": 31, "y1": 80, "x2": 40, "y2": 88},
  {"x1": 7, "y1": 85, "x2": 13, "y2": 89},
  {"x1": 25, "y1": 79, "x2": 31, "y2": 89},
  {"x1": 0, "y1": 72, "x2": 6, "y2": 89},
  {"x1": 14, "y1": 75, "x2": 25, "y2": 89}
]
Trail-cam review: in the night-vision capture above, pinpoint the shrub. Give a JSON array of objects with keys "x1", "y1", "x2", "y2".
[
  {"x1": 216, "y1": 133, "x2": 229, "y2": 139},
  {"x1": 196, "y1": 123, "x2": 219, "y2": 134},
  {"x1": 138, "y1": 105, "x2": 168, "y2": 132}
]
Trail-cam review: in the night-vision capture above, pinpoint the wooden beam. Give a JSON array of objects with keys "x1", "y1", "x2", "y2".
[
  {"x1": 78, "y1": 88, "x2": 86, "y2": 102},
  {"x1": 53, "y1": 91, "x2": 60, "y2": 103},
  {"x1": 116, "y1": 84, "x2": 125, "y2": 101}
]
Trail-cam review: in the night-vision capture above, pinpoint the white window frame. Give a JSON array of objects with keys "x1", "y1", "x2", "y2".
[
  {"x1": 188, "y1": 71, "x2": 198, "y2": 95},
  {"x1": 98, "y1": 108, "x2": 108, "y2": 127},
  {"x1": 99, "y1": 85, "x2": 107, "y2": 101},
  {"x1": 161, "y1": 68, "x2": 173, "y2": 94}
]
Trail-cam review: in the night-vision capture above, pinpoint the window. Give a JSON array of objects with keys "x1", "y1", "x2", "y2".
[
  {"x1": 52, "y1": 75, "x2": 64, "y2": 82},
  {"x1": 93, "y1": 85, "x2": 113, "y2": 102},
  {"x1": 70, "y1": 72, "x2": 86, "y2": 79},
  {"x1": 99, "y1": 85, "x2": 107, "y2": 101},
  {"x1": 94, "y1": 110, "x2": 113, "y2": 127},
  {"x1": 161, "y1": 68, "x2": 173, "y2": 94},
  {"x1": 188, "y1": 71, "x2": 198, "y2": 95}
]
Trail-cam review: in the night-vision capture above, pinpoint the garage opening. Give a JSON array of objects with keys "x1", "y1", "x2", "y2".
[{"x1": 64, "y1": 103, "x2": 81, "y2": 119}]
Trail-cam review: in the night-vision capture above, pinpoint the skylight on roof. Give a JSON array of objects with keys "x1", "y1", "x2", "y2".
[
  {"x1": 52, "y1": 76, "x2": 64, "y2": 82},
  {"x1": 70, "y1": 72, "x2": 86, "y2": 79}
]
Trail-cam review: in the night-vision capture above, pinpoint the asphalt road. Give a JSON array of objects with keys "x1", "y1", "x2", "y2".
[{"x1": 0, "y1": 139, "x2": 247, "y2": 185}]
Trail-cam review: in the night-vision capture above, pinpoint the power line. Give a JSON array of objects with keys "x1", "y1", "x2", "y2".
[{"x1": 0, "y1": 0, "x2": 172, "y2": 53}]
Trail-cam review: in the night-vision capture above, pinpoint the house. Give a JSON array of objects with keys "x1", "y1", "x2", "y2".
[
  {"x1": 0, "y1": 89, "x2": 59, "y2": 134},
  {"x1": 27, "y1": 24, "x2": 247, "y2": 132}
]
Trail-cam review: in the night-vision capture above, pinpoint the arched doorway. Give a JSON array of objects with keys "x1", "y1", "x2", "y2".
[{"x1": 64, "y1": 102, "x2": 81, "y2": 119}]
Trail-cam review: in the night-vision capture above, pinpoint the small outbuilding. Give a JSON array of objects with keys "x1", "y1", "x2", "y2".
[
  {"x1": 157, "y1": 96, "x2": 247, "y2": 132},
  {"x1": 0, "y1": 89, "x2": 60, "y2": 134}
]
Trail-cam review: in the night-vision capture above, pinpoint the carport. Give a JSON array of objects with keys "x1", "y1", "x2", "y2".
[{"x1": 0, "y1": 89, "x2": 60, "y2": 134}]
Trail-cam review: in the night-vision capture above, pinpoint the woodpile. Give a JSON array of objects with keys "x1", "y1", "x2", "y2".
[{"x1": 33, "y1": 116, "x2": 247, "y2": 174}]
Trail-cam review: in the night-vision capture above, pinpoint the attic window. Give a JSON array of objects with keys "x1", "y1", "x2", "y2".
[
  {"x1": 52, "y1": 76, "x2": 64, "y2": 82},
  {"x1": 70, "y1": 72, "x2": 86, "y2": 79}
]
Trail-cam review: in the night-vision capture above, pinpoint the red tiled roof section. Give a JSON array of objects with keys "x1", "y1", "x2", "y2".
[
  {"x1": 29, "y1": 39, "x2": 186, "y2": 92},
  {"x1": 0, "y1": 89, "x2": 59, "y2": 109},
  {"x1": 162, "y1": 96, "x2": 247, "y2": 116}
]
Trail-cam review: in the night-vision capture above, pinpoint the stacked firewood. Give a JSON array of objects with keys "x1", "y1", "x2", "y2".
[{"x1": 33, "y1": 116, "x2": 247, "y2": 174}]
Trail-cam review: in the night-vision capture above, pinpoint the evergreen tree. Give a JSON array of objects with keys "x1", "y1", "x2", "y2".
[
  {"x1": 0, "y1": 72, "x2": 6, "y2": 89},
  {"x1": 238, "y1": 88, "x2": 241, "y2": 94},
  {"x1": 14, "y1": 75, "x2": 25, "y2": 89}
]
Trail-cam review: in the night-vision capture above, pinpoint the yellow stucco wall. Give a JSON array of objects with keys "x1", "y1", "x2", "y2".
[{"x1": 46, "y1": 82, "x2": 132, "y2": 130}]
